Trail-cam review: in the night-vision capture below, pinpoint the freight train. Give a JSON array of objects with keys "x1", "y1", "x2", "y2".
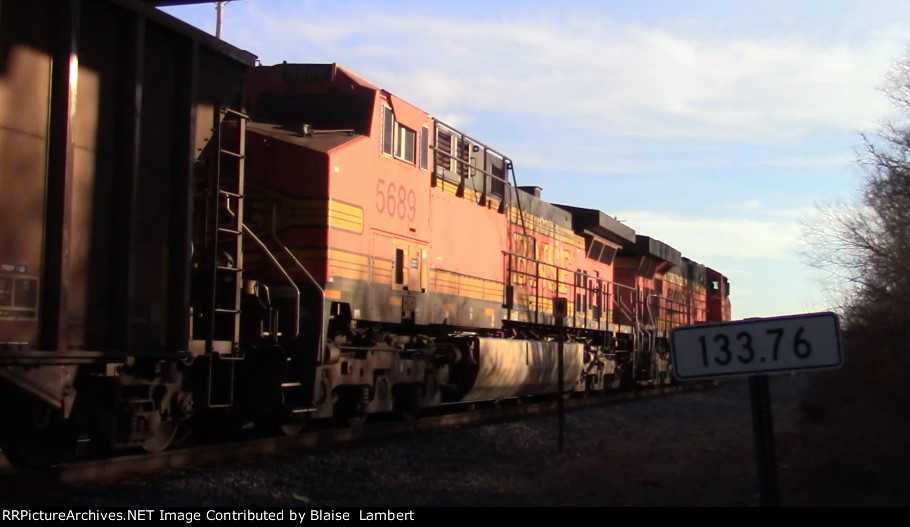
[{"x1": 0, "y1": 0, "x2": 731, "y2": 468}]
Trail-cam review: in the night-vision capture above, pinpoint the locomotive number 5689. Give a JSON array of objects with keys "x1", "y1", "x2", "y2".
[{"x1": 376, "y1": 178, "x2": 417, "y2": 221}]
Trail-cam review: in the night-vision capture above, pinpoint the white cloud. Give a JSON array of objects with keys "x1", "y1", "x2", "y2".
[
  {"x1": 612, "y1": 210, "x2": 802, "y2": 263},
  {"x1": 760, "y1": 153, "x2": 857, "y2": 169},
  {"x1": 237, "y1": 6, "x2": 905, "y2": 143},
  {"x1": 718, "y1": 201, "x2": 818, "y2": 219},
  {"x1": 610, "y1": 209, "x2": 828, "y2": 318}
]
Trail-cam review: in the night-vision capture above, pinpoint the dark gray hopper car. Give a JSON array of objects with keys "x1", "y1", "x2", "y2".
[{"x1": 0, "y1": 0, "x2": 254, "y2": 467}]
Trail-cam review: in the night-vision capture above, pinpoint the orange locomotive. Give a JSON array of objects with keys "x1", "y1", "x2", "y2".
[{"x1": 234, "y1": 63, "x2": 732, "y2": 428}]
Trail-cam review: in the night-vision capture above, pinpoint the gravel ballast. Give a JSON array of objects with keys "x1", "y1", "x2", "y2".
[{"x1": 1, "y1": 373, "x2": 906, "y2": 507}]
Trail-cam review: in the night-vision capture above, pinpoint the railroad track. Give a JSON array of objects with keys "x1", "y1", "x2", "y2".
[{"x1": 0, "y1": 381, "x2": 716, "y2": 491}]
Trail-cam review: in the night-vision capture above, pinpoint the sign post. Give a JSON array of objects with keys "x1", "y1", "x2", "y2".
[
  {"x1": 670, "y1": 311, "x2": 843, "y2": 507},
  {"x1": 750, "y1": 374, "x2": 779, "y2": 506},
  {"x1": 554, "y1": 297, "x2": 568, "y2": 454}
]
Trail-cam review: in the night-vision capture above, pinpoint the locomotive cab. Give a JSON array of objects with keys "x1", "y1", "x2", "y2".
[{"x1": 706, "y1": 268, "x2": 732, "y2": 322}]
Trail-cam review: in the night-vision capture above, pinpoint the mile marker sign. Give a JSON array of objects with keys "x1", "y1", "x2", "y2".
[{"x1": 670, "y1": 311, "x2": 843, "y2": 381}]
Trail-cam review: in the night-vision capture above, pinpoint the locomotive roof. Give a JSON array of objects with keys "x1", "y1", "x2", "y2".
[
  {"x1": 706, "y1": 267, "x2": 728, "y2": 279},
  {"x1": 670, "y1": 257, "x2": 708, "y2": 282},
  {"x1": 553, "y1": 205, "x2": 636, "y2": 246},
  {"x1": 510, "y1": 188, "x2": 574, "y2": 230},
  {"x1": 620, "y1": 235, "x2": 682, "y2": 268},
  {"x1": 247, "y1": 121, "x2": 362, "y2": 153}
]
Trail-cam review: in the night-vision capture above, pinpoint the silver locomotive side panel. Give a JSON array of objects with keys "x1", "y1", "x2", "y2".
[{"x1": 462, "y1": 338, "x2": 586, "y2": 401}]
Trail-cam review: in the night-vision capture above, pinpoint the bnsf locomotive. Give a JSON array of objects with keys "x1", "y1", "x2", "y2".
[{"x1": 0, "y1": 0, "x2": 731, "y2": 468}]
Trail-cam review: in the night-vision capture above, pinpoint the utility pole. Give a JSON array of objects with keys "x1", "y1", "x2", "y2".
[{"x1": 215, "y1": 1, "x2": 224, "y2": 39}]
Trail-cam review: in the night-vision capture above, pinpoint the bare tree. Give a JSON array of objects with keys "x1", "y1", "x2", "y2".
[
  {"x1": 798, "y1": 51, "x2": 910, "y2": 436},
  {"x1": 803, "y1": 51, "x2": 910, "y2": 331}
]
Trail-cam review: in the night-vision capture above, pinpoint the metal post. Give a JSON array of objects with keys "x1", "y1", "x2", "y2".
[
  {"x1": 215, "y1": 1, "x2": 224, "y2": 39},
  {"x1": 557, "y1": 329, "x2": 565, "y2": 454},
  {"x1": 749, "y1": 374, "x2": 780, "y2": 507},
  {"x1": 554, "y1": 296, "x2": 567, "y2": 454}
]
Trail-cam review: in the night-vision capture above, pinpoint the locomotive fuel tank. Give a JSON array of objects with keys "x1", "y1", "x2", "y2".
[{"x1": 457, "y1": 338, "x2": 586, "y2": 401}]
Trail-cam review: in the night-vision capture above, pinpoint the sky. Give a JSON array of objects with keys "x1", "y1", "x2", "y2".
[{"x1": 163, "y1": 0, "x2": 910, "y2": 320}]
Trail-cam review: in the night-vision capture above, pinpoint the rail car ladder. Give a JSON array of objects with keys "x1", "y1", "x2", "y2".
[{"x1": 202, "y1": 106, "x2": 249, "y2": 408}]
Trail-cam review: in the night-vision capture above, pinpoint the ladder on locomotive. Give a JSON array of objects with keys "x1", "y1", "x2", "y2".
[{"x1": 201, "y1": 106, "x2": 249, "y2": 408}]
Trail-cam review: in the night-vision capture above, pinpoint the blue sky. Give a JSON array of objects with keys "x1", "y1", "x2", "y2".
[{"x1": 163, "y1": 0, "x2": 910, "y2": 319}]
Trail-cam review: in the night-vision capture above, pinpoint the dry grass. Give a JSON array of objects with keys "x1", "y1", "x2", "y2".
[{"x1": 785, "y1": 329, "x2": 910, "y2": 506}]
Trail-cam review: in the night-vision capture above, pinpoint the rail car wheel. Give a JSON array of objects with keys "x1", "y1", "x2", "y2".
[
  {"x1": 397, "y1": 409, "x2": 419, "y2": 421},
  {"x1": 280, "y1": 420, "x2": 306, "y2": 436},
  {"x1": 143, "y1": 418, "x2": 180, "y2": 453},
  {"x1": 394, "y1": 384, "x2": 420, "y2": 421},
  {"x1": 0, "y1": 399, "x2": 79, "y2": 469},
  {"x1": 143, "y1": 389, "x2": 192, "y2": 453},
  {"x1": 332, "y1": 385, "x2": 370, "y2": 430},
  {"x1": 605, "y1": 373, "x2": 621, "y2": 390},
  {"x1": 346, "y1": 415, "x2": 367, "y2": 431},
  {"x1": 395, "y1": 405, "x2": 420, "y2": 421},
  {"x1": 276, "y1": 407, "x2": 308, "y2": 436}
]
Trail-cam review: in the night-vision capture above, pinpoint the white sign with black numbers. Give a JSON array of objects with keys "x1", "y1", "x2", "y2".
[{"x1": 670, "y1": 312, "x2": 843, "y2": 381}]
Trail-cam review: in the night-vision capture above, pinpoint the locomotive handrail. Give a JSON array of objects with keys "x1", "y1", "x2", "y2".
[
  {"x1": 430, "y1": 147, "x2": 511, "y2": 185},
  {"x1": 503, "y1": 250, "x2": 643, "y2": 327},
  {"x1": 660, "y1": 295, "x2": 699, "y2": 328},
  {"x1": 611, "y1": 281, "x2": 638, "y2": 293},
  {"x1": 501, "y1": 250, "x2": 637, "y2": 291},
  {"x1": 644, "y1": 293, "x2": 657, "y2": 327},
  {"x1": 241, "y1": 223, "x2": 301, "y2": 341},
  {"x1": 434, "y1": 119, "x2": 512, "y2": 170},
  {"x1": 501, "y1": 249, "x2": 710, "y2": 332},
  {"x1": 267, "y1": 205, "x2": 327, "y2": 363},
  {"x1": 614, "y1": 295, "x2": 638, "y2": 329}
]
